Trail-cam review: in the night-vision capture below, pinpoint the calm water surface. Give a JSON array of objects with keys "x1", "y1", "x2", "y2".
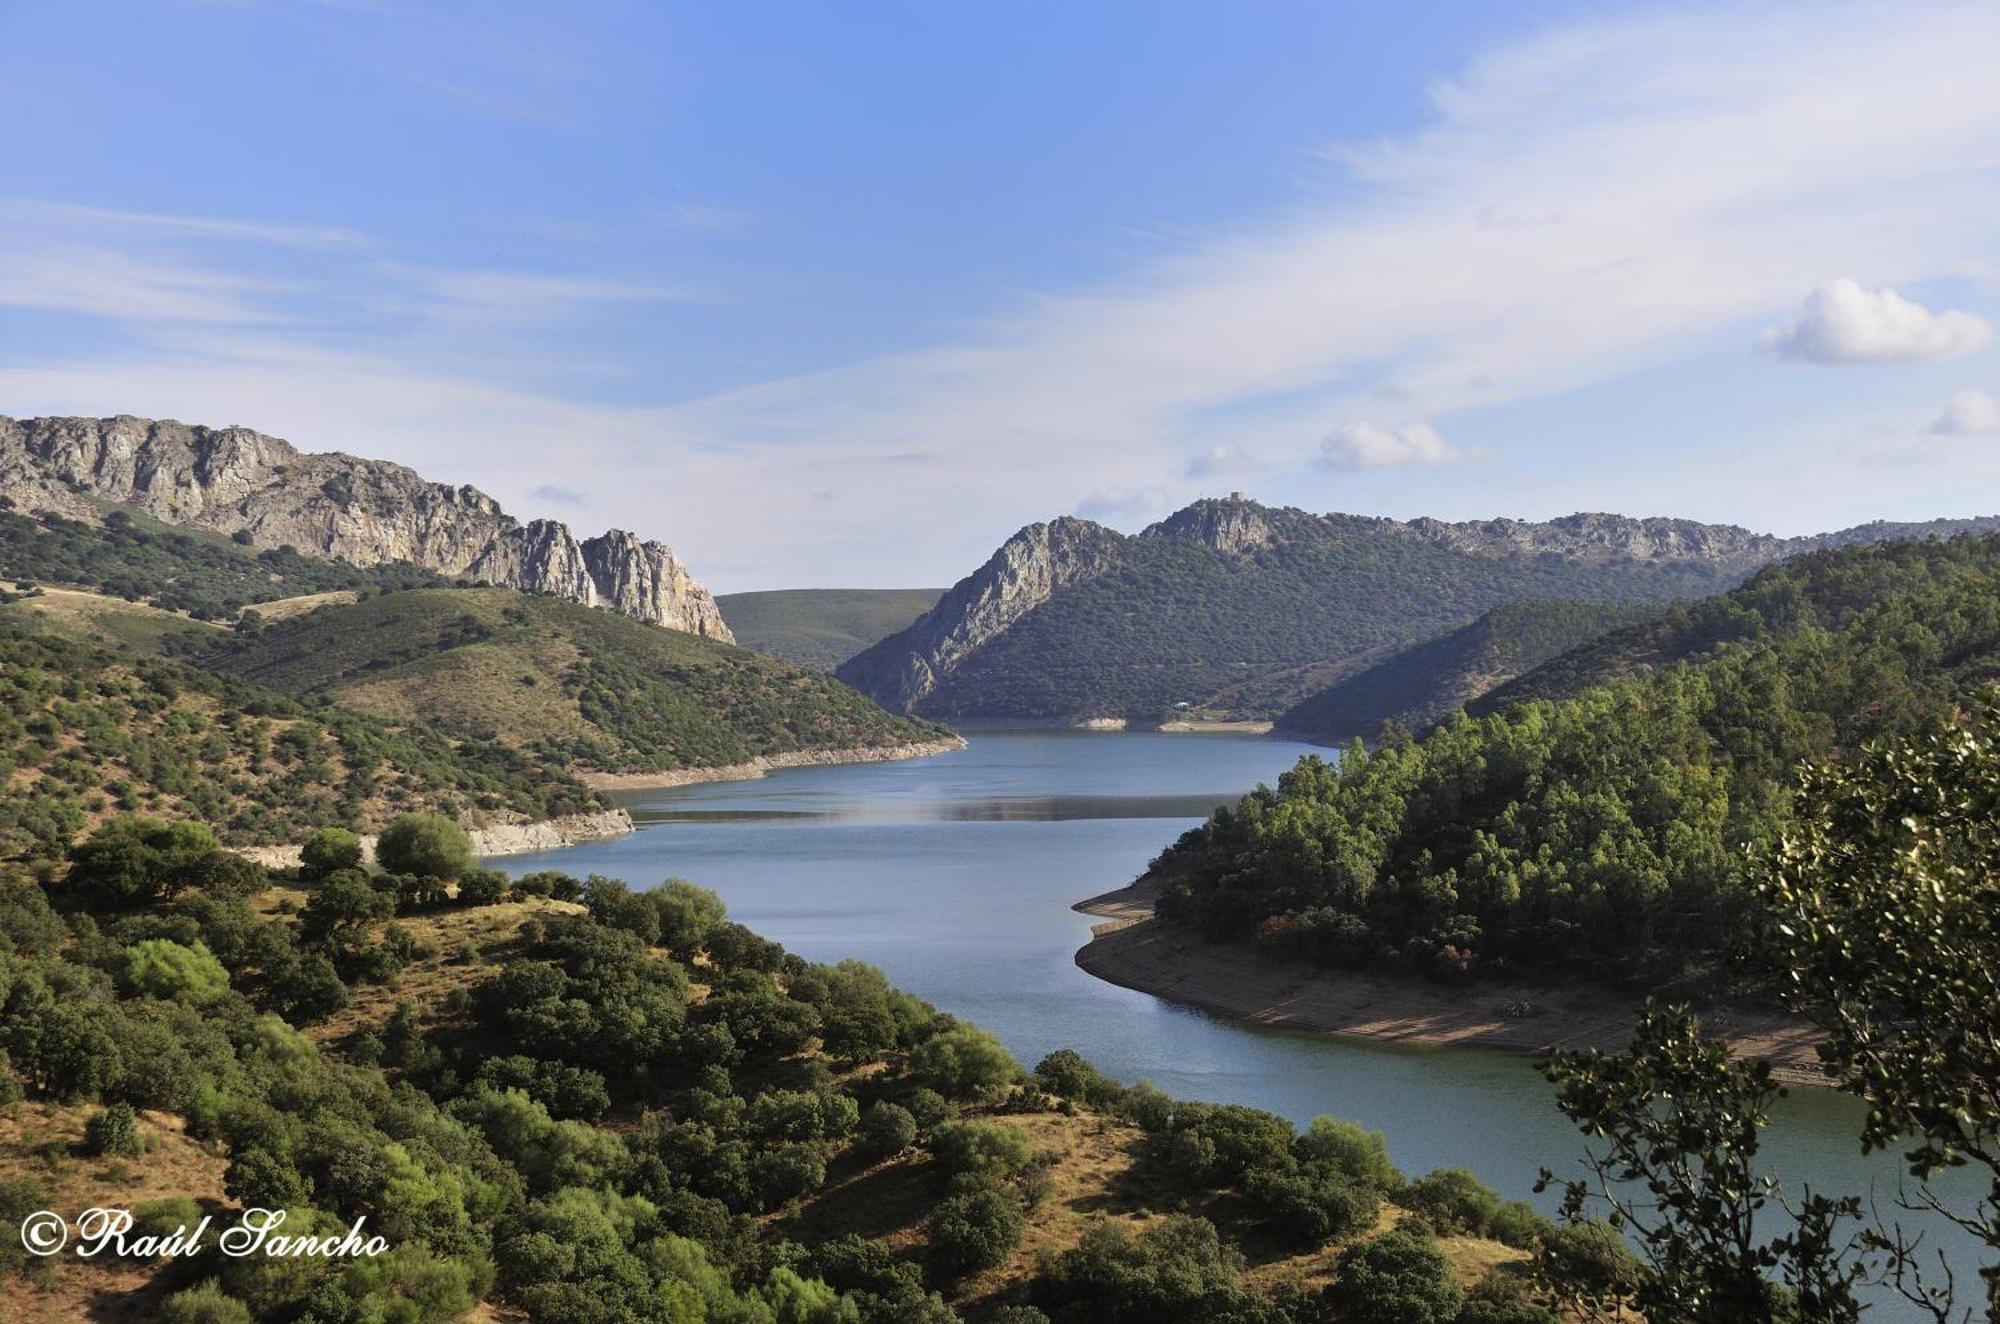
[{"x1": 499, "y1": 730, "x2": 1975, "y2": 1315}]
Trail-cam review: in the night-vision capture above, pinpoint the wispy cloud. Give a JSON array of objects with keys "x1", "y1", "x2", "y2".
[{"x1": 1929, "y1": 389, "x2": 2000, "y2": 435}]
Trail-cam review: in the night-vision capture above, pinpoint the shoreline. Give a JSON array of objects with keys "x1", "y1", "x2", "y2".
[
  {"x1": 578, "y1": 735, "x2": 968, "y2": 791},
  {"x1": 235, "y1": 807, "x2": 637, "y2": 869},
  {"x1": 1073, "y1": 881, "x2": 1832, "y2": 1089}
]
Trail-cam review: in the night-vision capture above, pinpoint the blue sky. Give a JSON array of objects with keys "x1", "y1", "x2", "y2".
[{"x1": 5, "y1": 1, "x2": 2000, "y2": 588}]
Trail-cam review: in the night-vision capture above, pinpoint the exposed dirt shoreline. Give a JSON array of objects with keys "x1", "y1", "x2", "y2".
[
  {"x1": 1073, "y1": 880, "x2": 1833, "y2": 1090},
  {"x1": 578, "y1": 735, "x2": 968, "y2": 790}
]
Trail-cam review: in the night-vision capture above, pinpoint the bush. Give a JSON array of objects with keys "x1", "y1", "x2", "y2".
[
  {"x1": 84, "y1": 1102, "x2": 143, "y2": 1156},
  {"x1": 925, "y1": 1187, "x2": 1025, "y2": 1279},
  {"x1": 930, "y1": 1119, "x2": 1035, "y2": 1188},
  {"x1": 299, "y1": 827, "x2": 364, "y2": 880},
  {"x1": 66, "y1": 817, "x2": 219, "y2": 909},
  {"x1": 908, "y1": 1025, "x2": 1020, "y2": 1101},
  {"x1": 1401, "y1": 1167, "x2": 1503, "y2": 1235},
  {"x1": 653, "y1": 879, "x2": 727, "y2": 953},
  {"x1": 905, "y1": 1088, "x2": 952, "y2": 1133},
  {"x1": 858, "y1": 1102, "x2": 918, "y2": 1159},
  {"x1": 457, "y1": 869, "x2": 508, "y2": 906},
  {"x1": 161, "y1": 1279, "x2": 254, "y2": 1324},
  {"x1": 122, "y1": 938, "x2": 231, "y2": 1006},
  {"x1": 1243, "y1": 1164, "x2": 1377, "y2": 1246},
  {"x1": 1295, "y1": 1115, "x2": 1401, "y2": 1191},
  {"x1": 374, "y1": 813, "x2": 473, "y2": 880},
  {"x1": 1320, "y1": 1222, "x2": 1464, "y2": 1324}
]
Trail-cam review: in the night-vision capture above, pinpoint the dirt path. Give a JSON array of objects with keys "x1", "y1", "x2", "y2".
[{"x1": 1073, "y1": 882, "x2": 1832, "y2": 1089}]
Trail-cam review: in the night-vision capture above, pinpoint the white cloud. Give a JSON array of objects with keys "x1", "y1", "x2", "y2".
[
  {"x1": 1182, "y1": 444, "x2": 1266, "y2": 479},
  {"x1": 1760, "y1": 279, "x2": 1993, "y2": 364},
  {"x1": 1315, "y1": 422, "x2": 1462, "y2": 471},
  {"x1": 1929, "y1": 389, "x2": 2000, "y2": 435}
]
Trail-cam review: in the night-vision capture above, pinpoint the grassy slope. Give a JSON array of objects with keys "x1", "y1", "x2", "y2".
[
  {"x1": 0, "y1": 584, "x2": 227, "y2": 655},
  {"x1": 0, "y1": 619, "x2": 601, "y2": 857},
  {"x1": 204, "y1": 587, "x2": 948, "y2": 774},
  {"x1": 716, "y1": 588, "x2": 945, "y2": 670},
  {"x1": 1274, "y1": 599, "x2": 1665, "y2": 744},
  {"x1": 905, "y1": 510, "x2": 1745, "y2": 723}
]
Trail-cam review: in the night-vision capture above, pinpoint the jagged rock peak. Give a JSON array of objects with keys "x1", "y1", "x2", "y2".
[
  {"x1": 0, "y1": 414, "x2": 732, "y2": 641},
  {"x1": 1405, "y1": 511, "x2": 1782, "y2": 564},
  {"x1": 1146, "y1": 494, "x2": 1276, "y2": 555}
]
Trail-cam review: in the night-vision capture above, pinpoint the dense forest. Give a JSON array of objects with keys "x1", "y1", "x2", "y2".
[
  {"x1": 204, "y1": 589, "x2": 950, "y2": 775},
  {"x1": 1273, "y1": 600, "x2": 1664, "y2": 745},
  {"x1": 1151, "y1": 534, "x2": 2000, "y2": 984},
  {"x1": 0, "y1": 503, "x2": 448, "y2": 621}
]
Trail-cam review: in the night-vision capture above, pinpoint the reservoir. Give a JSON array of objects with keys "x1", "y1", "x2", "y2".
[{"x1": 498, "y1": 728, "x2": 1977, "y2": 1316}]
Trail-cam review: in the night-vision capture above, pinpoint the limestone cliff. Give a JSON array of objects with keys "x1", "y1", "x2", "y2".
[
  {"x1": 0, "y1": 415, "x2": 731, "y2": 639},
  {"x1": 836, "y1": 516, "x2": 1123, "y2": 710}
]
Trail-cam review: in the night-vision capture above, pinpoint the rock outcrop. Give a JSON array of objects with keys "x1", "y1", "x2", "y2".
[
  {"x1": 0, "y1": 415, "x2": 731, "y2": 639},
  {"x1": 837, "y1": 516, "x2": 1123, "y2": 710}
]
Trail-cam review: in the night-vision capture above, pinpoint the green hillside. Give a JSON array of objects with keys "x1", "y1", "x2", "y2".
[
  {"x1": 1150, "y1": 533, "x2": 2000, "y2": 985},
  {"x1": 1273, "y1": 600, "x2": 1664, "y2": 744},
  {"x1": 846, "y1": 503, "x2": 1764, "y2": 724},
  {"x1": 204, "y1": 586, "x2": 949, "y2": 774},
  {"x1": 0, "y1": 618, "x2": 600, "y2": 857},
  {"x1": 717, "y1": 587, "x2": 944, "y2": 669},
  {"x1": 0, "y1": 502, "x2": 448, "y2": 620}
]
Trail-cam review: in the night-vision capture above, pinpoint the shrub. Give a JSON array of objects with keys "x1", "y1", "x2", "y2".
[
  {"x1": 299, "y1": 827, "x2": 364, "y2": 880},
  {"x1": 374, "y1": 813, "x2": 473, "y2": 881},
  {"x1": 908, "y1": 1025, "x2": 1020, "y2": 1101},
  {"x1": 904, "y1": 1088, "x2": 952, "y2": 1133},
  {"x1": 1243, "y1": 1164, "x2": 1377, "y2": 1246},
  {"x1": 925, "y1": 1187, "x2": 1024, "y2": 1279},
  {"x1": 858, "y1": 1102, "x2": 918, "y2": 1159},
  {"x1": 1034, "y1": 1048, "x2": 1118, "y2": 1106},
  {"x1": 457, "y1": 869, "x2": 508, "y2": 906},
  {"x1": 653, "y1": 879, "x2": 727, "y2": 953},
  {"x1": 930, "y1": 1119, "x2": 1035, "y2": 1188},
  {"x1": 162, "y1": 1279, "x2": 254, "y2": 1324},
  {"x1": 1320, "y1": 1222, "x2": 1464, "y2": 1324},
  {"x1": 122, "y1": 938, "x2": 231, "y2": 1006},
  {"x1": 1401, "y1": 1166, "x2": 1503, "y2": 1235},
  {"x1": 84, "y1": 1102, "x2": 143, "y2": 1157},
  {"x1": 66, "y1": 817, "x2": 219, "y2": 909},
  {"x1": 1295, "y1": 1115, "x2": 1401, "y2": 1191}
]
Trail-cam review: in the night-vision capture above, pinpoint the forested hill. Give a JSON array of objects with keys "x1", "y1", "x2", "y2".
[
  {"x1": 1148, "y1": 532, "x2": 2000, "y2": 985},
  {"x1": 1272, "y1": 599, "x2": 1664, "y2": 745},
  {"x1": 839, "y1": 496, "x2": 2000, "y2": 724}
]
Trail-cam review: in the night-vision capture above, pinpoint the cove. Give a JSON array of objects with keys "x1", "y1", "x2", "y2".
[{"x1": 496, "y1": 728, "x2": 1978, "y2": 1316}]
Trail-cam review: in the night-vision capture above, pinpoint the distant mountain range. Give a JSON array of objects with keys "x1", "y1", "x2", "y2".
[
  {"x1": 838, "y1": 496, "x2": 2000, "y2": 726},
  {"x1": 0, "y1": 415, "x2": 731, "y2": 638}
]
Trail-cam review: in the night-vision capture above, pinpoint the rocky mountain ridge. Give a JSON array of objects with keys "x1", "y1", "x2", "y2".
[
  {"x1": 0, "y1": 415, "x2": 731, "y2": 639},
  {"x1": 838, "y1": 494, "x2": 2000, "y2": 720}
]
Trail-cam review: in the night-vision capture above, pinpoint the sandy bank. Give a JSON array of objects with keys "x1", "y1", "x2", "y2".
[
  {"x1": 578, "y1": 735, "x2": 967, "y2": 791},
  {"x1": 236, "y1": 808, "x2": 635, "y2": 869},
  {"x1": 1073, "y1": 882, "x2": 1831, "y2": 1089}
]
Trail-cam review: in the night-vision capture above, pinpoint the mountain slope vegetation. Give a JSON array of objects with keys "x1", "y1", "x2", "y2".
[
  {"x1": 0, "y1": 618, "x2": 601, "y2": 858},
  {"x1": 841, "y1": 496, "x2": 2000, "y2": 724},
  {"x1": 1273, "y1": 600, "x2": 1665, "y2": 744},
  {"x1": 0, "y1": 814, "x2": 1553, "y2": 1323},
  {"x1": 717, "y1": 587, "x2": 944, "y2": 669},
  {"x1": 0, "y1": 502, "x2": 448, "y2": 621},
  {"x1": 1149, "y1": 533, "x2": 2000, "y2": 985},
  {"x1": 204, "y1": 587, "x2": 950, "y2": 775}
]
